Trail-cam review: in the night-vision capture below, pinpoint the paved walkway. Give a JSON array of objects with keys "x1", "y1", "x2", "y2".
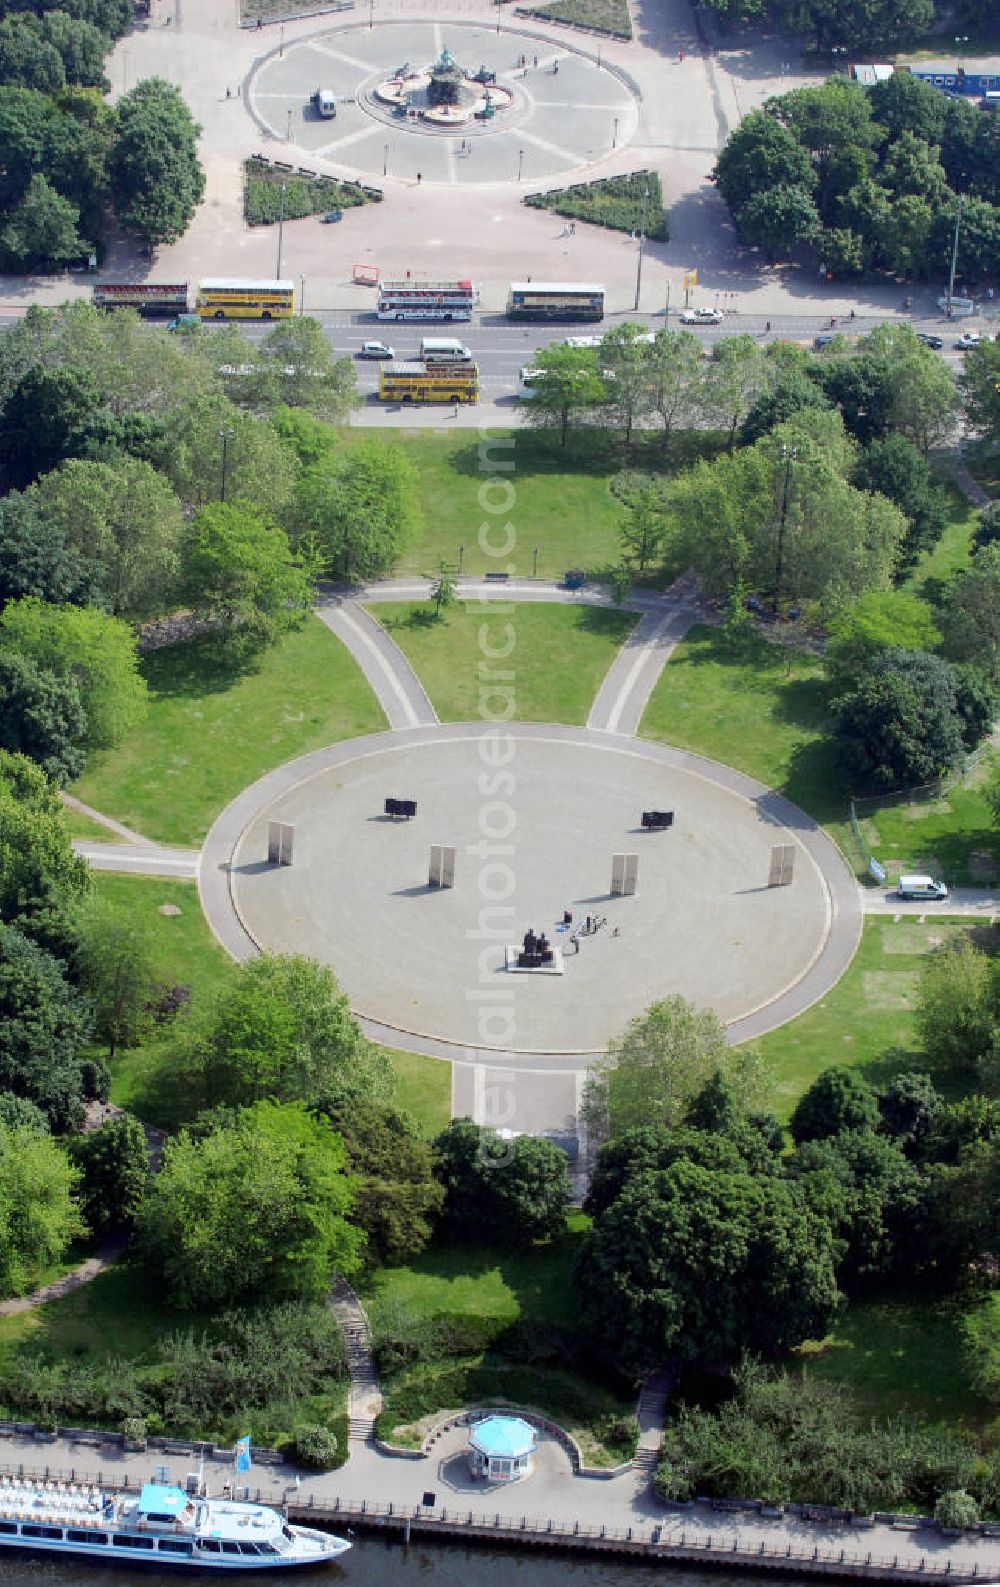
[
  {"x1": 587, "y1": 574, "x2": 704, "y2": 735},
  {"x1": 315, "y1": 591, "x2": 437, "y2": 730},
  {"x1": 328, "y1": 1279, "x2": 383, "y2": 1444},
  {"x1": 71, "y1": 840, "x2": 202, "y2": 879},
  {"x1": 0, "y1": 1239, "x2": 127, "y2": 1319},
  {"x1": 61, "y1": 794, "x2": 157, "y2": 847}
]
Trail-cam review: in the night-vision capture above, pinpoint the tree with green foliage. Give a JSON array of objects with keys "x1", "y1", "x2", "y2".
[
  {"x1": 599, "y1": 323, "x2": 653, "y2": 452},
  {"x1": 791, "y1": 1127, "x2": 926, "y2": 1285},
  {"x1": 582, "y1": 993, "x2": 761, "y2": 1141},
  {"x1": 740, "y1": 367, "x2": 832, "y2": 446},
  {"x1": 0, "y1": 364, "x2": 101, "y2": 488},
  {"x1": 576, "y1": 1154, "x2": 839, "y2": 1375},
  {"x1": 70, "y1": 1111, "x2": 150, "y2": 1238},
  {"x1": 833, "y1": 648, "x2": 984, "y2": 792},
  {"x1": 138, "y1": 1101, "x2": 361, "y2": 1308},
  {"x1": 645, "y1": 328, "x2": 704, "y2": 453},
  {"x1": 917, "y1": 938, "x2": 1000, "y2": 1081},
  {"x1": 433, "y1": 1118, "x2": 569, "y2": 1249},
  {"x1": 325, "y1": 1098, "x2": 443, "y2": 1265},
  {"x1": 29, "y1": 457, "x2": 185, "y2": 617},
  {"x1": 181, "y1": 502, "x2": 313, "y2": 649},
  {"x1": 0, "y1": 172, "x2": 85, "y2": 270},
  {"x1": 0, "y1": 1092, "x2": 48, "y2": 1133},
  {"x1": 878, "y1": 1071, "x2": 942, "y2": 1151},
  {"x1": 0, "y1": 650, "x2": 87, "y2": 785},
  {"x1": 701, "y1": 335, "x2": 771, "y2": 453},
  {"x1": 72, "y1": 895, "x2": 160, "y2": 1058},
  {"x1": 0, "y1": 597, "x2": 146, "y2": 749},
  {"x1": 178, "y1": 952, "x2": 390, "y2": 1114},
  {"x1": 619, "y1": 479, "x2": 669, "y2": 572},
  {"x1": 0, "y1": 15, "x2": 65, "y2": 92},
  {"x1": 429, "y1": 562, "x2": 457, "y2": 621},
  {"x1": 522, "y1": 341, "x2": 605, "y2": 448},
  {"x1": 712, "y1": 109, "x2": 817, "y2": 217},
  {"x1": 294, "y1": 440, "x2": 421, "y2": 581},
  {"x1": 0, "y1": 922, "x2": 92, "y2": 1130},
  {"x1": 940, "y1": 544, "x2": 1000, "y2": 686},
  {"x1": 826, "y1": 590, "x2": 941, "y2": 693},
  {"x1": 961, "y1": 338, "x2": 1000, "y2": 441},
  {"x1": 0, "y1": 749, "x2": 90, "y2": 954},
  {"x1": 738, "y1": 182, "x2": 821, "y2": 258},
  {"x1": 107, "y1": 77, "x2": 204, "y2": 247},
  {"x1": 255, "y1": 318, "x2": 358, "y2": 422},
  {"x1": 853, "y1": 434, "x2": 948, "y2": 566},
  {"x1": 161, "y1": 394, "x2": 299, "y2": 515},
  {"x1": 0, "y1": 490, "x2": 98, "y2": 608},
  {"x1": 974, "y1": 502, "x2": 1000, "y2": 555},
  {"x1": 935, "y1": 1491, "x2": 981, "y2": 1530},
  {"x1": 789, "y1": 1066, "x2": 880, "y2": 1143},
  {"x1": 0, "y1": 1123, "x2": 83, "y2": 1297},
  {"x1": 586, "y1": 1120, "x2": 780, "y2": 1221}
]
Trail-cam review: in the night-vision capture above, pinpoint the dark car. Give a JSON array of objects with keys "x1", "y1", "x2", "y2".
[{"x1": 916, "y1": 331, "x2": 944, "y2": 349}]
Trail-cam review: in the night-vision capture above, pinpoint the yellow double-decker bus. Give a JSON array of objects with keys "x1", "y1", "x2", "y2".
[
  {"x1": 195, "y1": 278, "x2": 294, "y2": 320},
  {"x1": 378, "y1": 361, "x2": 479, "y2": 404}
]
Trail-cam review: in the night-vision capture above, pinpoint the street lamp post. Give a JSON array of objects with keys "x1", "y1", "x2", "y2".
[
  {"x1": 518, "y1": 147, "x2": 524, "y2": 180},
  {"x1": 946, "y1": 193, "x2": 964, "y2": 315},
  {"x1": 773, "y1": 444, "x2": 797, "y2": 612},
  {"x1": 633, "y1": 185, "x2": 649, "y2": 312},
  {"x1": 383, "y1": 143, "x2": 389, "y2": 175},
  {"x1": 286, "y1": 107, "x2": 292, "y2": 141},
  {"x1": 612, "y1": 115, "x2": 618, "y2": 147},
  {"x1": 663, "y1": 277, "x2": 670, "y2": 321},
  {"x1": 831, "y1": 44, "x2": 847, "y2": 69},
  {"x1": 219, "y1": 429, "x2": 235, "y2": 503},
  {"x1": 279, "y1": 23, "x2": 284, "y2": 55},
  {"x1": 956, "y1": 33, "x2": 969, "y2": 64},
  {"x1": 299, "y1": 273, "x2": 305, "y2": 315},
  {"x1": 276, "y1": 180, "x2": 286, "y2": 278},
  {"x1": 533, "y1": 547, "x2": 539, "y2": 577}
]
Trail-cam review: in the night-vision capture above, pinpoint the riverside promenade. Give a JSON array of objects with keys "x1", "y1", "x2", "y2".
[{"x1": 2, "y1": 1424, "x2": 1000, "y2": 1584}]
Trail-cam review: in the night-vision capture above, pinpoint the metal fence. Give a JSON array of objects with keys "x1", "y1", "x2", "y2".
[
  {"x1": 847, "y1": 746, "x2": 991, "y2": 873},
  {"x1": 296, "y1": 1496, "x2": 984, "y2": 1580}
]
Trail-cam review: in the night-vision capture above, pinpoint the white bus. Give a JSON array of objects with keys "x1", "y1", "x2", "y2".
[
  {"x1": 377, "y1": 279, "x2": 477, "y2": 322},
  {"x1": 506, "y1": 282, "x2": 605, "y2": 322},
  {"x1": 420, "y1": 336, "x2": 472, "y2": 363}
]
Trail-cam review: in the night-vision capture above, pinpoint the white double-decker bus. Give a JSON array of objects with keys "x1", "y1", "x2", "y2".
[{"x1": 376, "y1": 279, "x2": 477, "y2": 322}]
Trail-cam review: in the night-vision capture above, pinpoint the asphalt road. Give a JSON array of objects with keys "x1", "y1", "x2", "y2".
[{"x1": 0, "y1": 307, "x2": 975, "y2": 402}]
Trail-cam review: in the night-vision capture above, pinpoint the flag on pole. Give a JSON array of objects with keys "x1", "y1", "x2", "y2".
[
  {"x1": 683, "y1": 269, "x2": 698, "y2": 287},
  {"x1": 235, "y1": 1435, "x2": 252, "y2": 1474}
]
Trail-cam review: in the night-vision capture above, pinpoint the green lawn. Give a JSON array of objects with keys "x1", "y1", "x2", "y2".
[
  {"x1": 72, "y1": 617, "x2": 385, "y2": 846},
  {"x1": 854, "y1": 756, "x2": 1000, "y2": 888},
  {"x1": 0, "y1": 1263, "x2": 177, "y2": 1364},
  {"x1": 801, "y1": 1293, "x2": 993, "y2": 1436},
  {"x1": 964, "y1": 440, "x2": 1000, "y2": 500},
  {"x1": 757, "y1": 917, "x2": 996, "y2": 1122},
  {"x1": 381, "y1": 1047, "x2": 451, "y2": 1138},
  {"x1": 902, "y1": 477, "x2": 979, "y2": 604},
  {"x1": 364, "y1": 1211, "x2": 589, "y2": 1333},
  {"x1": 638, "y1": 624, "x2": 844, "y2": 824},
  {"x1": 334, "y1": 428, "x2": 625, "y2": 579},
  {"x1": 366, "y1": 602, "x2": 636, "y2": 723},
  {"x1": 63, "y1": 809, "x2": 123, "y2": 842}
]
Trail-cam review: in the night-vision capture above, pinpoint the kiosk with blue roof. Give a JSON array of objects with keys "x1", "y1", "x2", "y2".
[{"x1": 467, "y1": 1414, "x2": 536, "y2": 1483}]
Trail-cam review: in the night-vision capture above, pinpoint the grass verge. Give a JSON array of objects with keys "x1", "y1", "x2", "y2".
[
  {"x1": 365, "y1": 601, "x2": 636, "y2": 723},
  {"x1": 853, "y1": 756, "x2": 999, "y2": 888},
  {"x1": 638, "y1": 624, "x2": 844, "y2": 824},
  {"x1": 902, "y1": 476, "x2": 979, "y2": 603},
  {"x1": 515, "y1": 0, "x2": 632, "y2": 37},
  {"x1": 525, "y1": 171, "x2": 666, "y2": 240},
  {"x1": 756, "y1": 917, "x2": 998, "y2": 1121},
  {"x1": 382, "y1": 1048, "x2": 451, "y2": 1138},
  {"x1": 72, "y1": 617, "x2": 385, "y2": 847}
]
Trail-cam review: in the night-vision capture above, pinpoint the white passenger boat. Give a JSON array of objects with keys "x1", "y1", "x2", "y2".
[{"x1": 0, "y1": 1477, "x2": 350, "y2": 1569}]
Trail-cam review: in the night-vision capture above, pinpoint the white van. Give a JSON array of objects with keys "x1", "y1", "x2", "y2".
[
  {"x1": 897, "y1": 874, "x2": 949, "y2": 901},
  {"x1": 419, "y1": 337, "x2": 472, "y2": 363},
  {"x1": 311, "y1": 88, "x2": 337, "y2": 119}
]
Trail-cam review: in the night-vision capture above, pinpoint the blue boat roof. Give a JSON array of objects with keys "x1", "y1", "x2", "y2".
[
  {"x1": 138, "y1": 1484, "x2": 190, "y2": 1516},
  {"x1": 469, "y1": 1415, "x2": 536, "y2": 1457}
]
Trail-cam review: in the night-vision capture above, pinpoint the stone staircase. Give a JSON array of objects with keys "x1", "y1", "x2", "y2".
[
  {"x1": 329, "y1": 1278, "x2": 383, "y2": 1446},
  {"x1": 633, "y1": 1371, "x2": 672, "y2": 1480}
]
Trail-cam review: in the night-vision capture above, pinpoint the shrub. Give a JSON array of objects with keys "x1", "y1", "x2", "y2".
[
  {"x1": 244, "y1": 163, "x2": 381, "y2": 226},
  {"x1": 525, "y1": 170, "x2": 667, "y2": 240},
  {"x1": 121, "y1": 1416, "x2": 147, "y2": 1444},
  {"x1": 293, "y1": 1424, "x2": 339, "y2": 1470},
  {"x1": 80, "y1": 1057, "x2": 111, "y2": 1102},
  {"x1": 935, "y1": 1490, "x2": 980, "y2": 1529}
]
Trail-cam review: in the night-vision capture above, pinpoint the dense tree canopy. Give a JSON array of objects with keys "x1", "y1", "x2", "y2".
[
  {"x1": 294, "y1": 440, "x2": 422, "y2": 581},
  {"x1": 0, "y1": 922, "x2": 92, "y2": 1129},
  {"x1": 0, "y1": 1122, "x2": 83, "y2": 1297},
  {"x1": 576, "y1": 1152, "x2": 840, "y2": 1375},
  {"x1": 137, "y1": 1101, "x2": 361, "y2": 1308},
  {"x1": 70, "y1": 1111, "x2": 150, "y2": 1238},
  {"x1": 107, "y1": 78, "x2": 204, "y2": 247},
  {"x1": 433, "y1": 1118, "x2": 570, "y2": 1249},
  {"x1": 0, "y1": 596, "x2": 147, "y2": 749},
  {"x1": 790, "y1": 1066, "x2": 880, "y2": 1144},
  {"x1": 327, "y1": 1098, "x2": 443, "y2": 1265},
  {"x1": 0, "y1": 749, "x2": 90, "y2": 953},
  {"x1": 0, "y1": 649, "x2": 86, "y2": 784},
  {"x1": 177, "y1": 952, "x2": 391, "y2": 1114},
  {"x1": 181, "y1": 502, "x2": 312, "y2": 649}
]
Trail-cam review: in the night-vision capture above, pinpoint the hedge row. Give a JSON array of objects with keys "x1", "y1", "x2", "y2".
[
  {"x1": 516, "y1": 0, "x2": 632, "y2": 38},
  {"x1": 525, "y1": 170, "x2": 668, "y2": 240},
  {"x1": 244, "y1": 163, "x2": 382, "y2": 227}
]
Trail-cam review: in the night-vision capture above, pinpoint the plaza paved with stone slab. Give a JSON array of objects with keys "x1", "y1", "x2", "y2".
[
  {"x1": 223, "y1": 727, "x2": 834, "y2": 1057},
  {"x1": 252, "y1": 22, "x2": 639, "y2": 185}
]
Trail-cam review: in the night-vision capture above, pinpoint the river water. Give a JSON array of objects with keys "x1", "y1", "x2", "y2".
[{"x1": 0, "y1": 1535, "x2": 809, "y2": 1587}]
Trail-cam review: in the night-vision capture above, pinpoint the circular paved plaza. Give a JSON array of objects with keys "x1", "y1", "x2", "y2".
[
  {"x1": 250, "y1": 22, "x2": 639, "y2": 185},
  {"x1": 218, "y1": 728, "x2": 836, "y2": 1057}
]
